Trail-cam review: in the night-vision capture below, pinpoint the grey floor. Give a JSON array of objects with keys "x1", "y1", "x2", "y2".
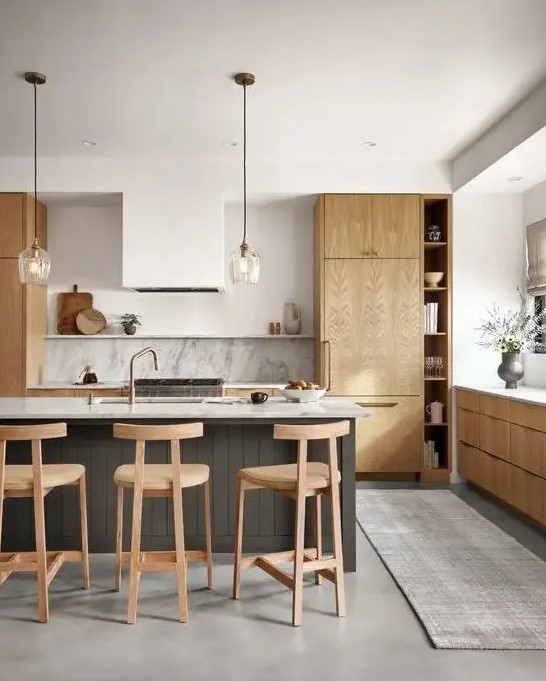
[{"x1": 0, "y1": 484, "x2": 545, "y2": 681}]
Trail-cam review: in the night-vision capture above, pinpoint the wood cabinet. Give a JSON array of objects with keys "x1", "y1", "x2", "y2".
[
  {"x1": 353, "y1": 396, "x2": 422, "y2": 472},
  {"x1": 27, "y1": 388, "x2": 126, "y2": 398},
  {"x1": 456, "y1": 389, "x2": 546, "y2": 529},
  {"x1": 0, "y1": 193, "x2": 47, "y2": 396},
  {"x1": 224, "y1": 387, "x2": 280, "y2": 398},
  {"x1": 323, "y1": 194, "x2": 420, "y2": 259},
  {"x1": 324, "y1": 258, "x2": 421, "y2": 395}
]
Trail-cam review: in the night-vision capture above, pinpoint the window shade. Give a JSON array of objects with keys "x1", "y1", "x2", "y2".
[{"x1": 526, "y1": 218, "x2": 546, "y2": 294}]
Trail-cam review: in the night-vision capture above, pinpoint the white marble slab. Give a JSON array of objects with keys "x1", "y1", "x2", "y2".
[
  {"x1": 455, "y1": 384, "x2": 546, "y2": 407},
  {"x1": 28, "y1": 381, "x2": 287, "y2": 390},
  {"x1": 0, "y1": 397, "x2": 368, "y2": 420}
]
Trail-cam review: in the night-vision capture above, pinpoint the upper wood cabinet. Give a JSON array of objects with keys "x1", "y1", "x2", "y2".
[
  {"x1": 323, "y1": 194, "x2": 420, "y2": 259},
  {"x1": 0, "y1": 193, "x2": 46, "y2": 257},
  {"x1": 0, "y1": 259, "x2": 25, "y2": 395},
  {"x1": 324, "y1": 258, "x2": 421, "y2": 395}
]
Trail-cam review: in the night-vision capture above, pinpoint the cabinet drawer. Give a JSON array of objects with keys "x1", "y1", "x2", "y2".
[
  {"x1": 480, "y1": 395, "x2": 510, "y2": 421},
  {"x1": 458, "y1": 442, "x2": 481, "y2": 482},
  {"x1": 479, "y1": 414, "x2": 510, "y2": 462},
  {"x1": 489, "y1": 455, "x2": 512, "y2": 503},
  {"x1": 510, "y1": 424, "x2": 546, "y2": 478},
  {"x1": 27, "y1": 388, "x2": 75, "y2": 397},
  {"x1": 510, "y1": 401, "x2": 546, "y2": 434},
  {"x1": 457, "y1": 408, "x2": 479, "y2": 447},
  {"x1": 510, "y1": 465, "x2": 544, "y2": 524},
  {"x1": 456, "y1": 389, "x2": 480, "y2": 413}
]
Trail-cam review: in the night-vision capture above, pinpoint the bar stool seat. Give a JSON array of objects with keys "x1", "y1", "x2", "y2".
[
  {"x1": 114, "y1": 463, "x2": 209, "y2": 490},
  {"x1": 4, "y1": 463, "x2": 85, "y2": 492},
  {"x1": 240, "y1": 462, "x2": 341, "y2": 491}
]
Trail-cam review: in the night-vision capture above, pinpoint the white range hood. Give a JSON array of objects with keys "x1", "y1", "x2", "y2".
[{"x1": 122, "y1": 186, "x2": 225, "y2": 292}]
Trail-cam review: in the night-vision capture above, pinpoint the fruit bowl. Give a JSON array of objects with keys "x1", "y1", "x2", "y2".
[{"x1": 281, "y1": 388, "x2": 327, "y2": 403}]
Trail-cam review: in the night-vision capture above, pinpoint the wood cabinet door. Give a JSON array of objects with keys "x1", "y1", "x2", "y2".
[
  {"x1": 510, "y1": 424, "x2": 546, "y2": 478},
  {"x1": 0, "y1": 193, "x2": 23, "y2": 257},
  {"x1": 325, "y1": 259, "x2": 421, "y2": 395},
  {"x1": 27, "y1": 389, "x2": 76, "y2": 397},
  {"x1": 324, "y1": 195, "x2": 372, "y2": 258},
  {"x1": 457, "y1": 408, "x2": 480, "y2": 447},
  {"x1": 479, "y1": 414, "x2": 510, "y2": 462},
  {"x1": 354, "y1": 396, "x2": 422, "y2": 472},
  {"x1": 0, "y1": 260, "x2": 24, "y2": 395},
  {"x1": 370, "y1": 195, "x2": 420, "y2": 259}
]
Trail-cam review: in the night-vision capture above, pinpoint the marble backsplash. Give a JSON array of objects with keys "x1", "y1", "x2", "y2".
[{"x1": 45, "y1": 337, "x2": 315, "y2": 383}]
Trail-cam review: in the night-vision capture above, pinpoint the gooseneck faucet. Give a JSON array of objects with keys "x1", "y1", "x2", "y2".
[{"x1": 129, "y1": 347, "x2": 160, "y2": 404}]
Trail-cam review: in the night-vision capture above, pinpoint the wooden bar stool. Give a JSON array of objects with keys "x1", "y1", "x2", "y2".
[
  {"x1": 233, "y1": 420, "x2": 349, "y2": 626},
  {"x1": 113, "y1": 423, "x2": 212, "y2": 624},
  {"x1": 0, "y1": 423, "x2": 90, "y2": 623}
]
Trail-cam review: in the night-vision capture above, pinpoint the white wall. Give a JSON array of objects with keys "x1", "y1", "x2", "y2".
[
  {"x1": 453, "y1": 193, "x2": 524, "y2": 387},
  {"x1": 46, "y1": 196, "x2": 315, "y2": 336}
]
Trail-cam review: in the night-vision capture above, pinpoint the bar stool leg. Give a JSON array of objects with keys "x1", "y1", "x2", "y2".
[
  {"x1": 204, "y1": 479, "x2": 213, "y2": 590},
  {"x1": 292, "y1": 491, "x2": 306, "y2": 627},
  {"x1": 79, "y1": 473, "x2": 90, "y2": 589},
  {"x1": 127, "y1": 443, "x2": 145, "y2": 624},
  {"x1": 32, "y1": 442, "x2": 49, "y2": 624},
  {"x1": 232, "y1": 476, "x2": 246, "y2": 599},
  {"x1": 114, "y1": 485, "x2": 124, "y2": 591},
  {"x1": 314, "y1": 494, "x2": 323, "y2": 586}
]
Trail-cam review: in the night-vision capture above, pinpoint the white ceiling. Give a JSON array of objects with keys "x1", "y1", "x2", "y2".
[{"x1": 2, "y1": 0, "x2": 546, "y2": 162}]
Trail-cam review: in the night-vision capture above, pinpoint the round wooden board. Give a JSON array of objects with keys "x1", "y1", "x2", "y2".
[{"x1": 76, "y1": 308, "x2": 107, "y2": 335}]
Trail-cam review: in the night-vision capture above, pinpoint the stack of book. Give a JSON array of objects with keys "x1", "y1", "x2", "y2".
[
  {"x1": 424, "y1": 440, "x2": 440, "y2": 468},
  {"x1": 424, "y1": 302, "x2": 439, "y2": 333}
]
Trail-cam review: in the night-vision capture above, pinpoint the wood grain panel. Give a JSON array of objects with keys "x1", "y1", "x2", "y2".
[
  {"x1": 510, "y1": 423, "x2": 546, "y2": 479},
  {"x1": 458, "y1": 442, "x2": 481, "y2": 481},
  {"x1": 324, "y1": 195, "x2": 372, "y2": 258},
  {"x1": 456, "y1": 389, "x2": 480, "y2": 412},
  {"x1": 26, "y1": 389, "x2": 76, "y2": 397},
  {"x1": 510, "y1": 401, "x2": 546, "y2": 434},
  {"x1": 224, "y1": 388, "x2": 279, "y2": 398},
  {"x1": 325, "y1": 259, "x2": 421, "y2": 395},
  {"x1": 480, "y1": 395, "x2": 510, "y2": 421},
  {"x1": 0, "y1": 260, "x2": 24, "y2": 396},
  {"x1": 353, "y1": 396, "x2": 422, "y2": 472},
  {"x1": 314, "y1": 196, "x2": 325, "y2": 382},
  {"x1": 511, "y1": 465, "x2": 544, "y2": 524},
  {"x1": 0, "y1": 193, "x2": 23, "y2": 257},
  {"x1": 23, "y1": 194, "x2": 47, "y2": 249},
  {"x1": 479, "y1": 414, "x2": 510, "y2": 462},
  {"x1": 370, "y1": 195, "x2": 420, "y2": 258},
  {"x1": 457, "y1": 407, "x2": 479, "y2": 447},
  {"x1": 25, "y1": 281, "x2": 47, "y2": 386}
]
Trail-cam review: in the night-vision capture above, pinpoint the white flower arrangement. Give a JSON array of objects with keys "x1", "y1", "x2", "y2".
[{"x1": 476, "y1": 290, "x2": 546, "y2": 354}]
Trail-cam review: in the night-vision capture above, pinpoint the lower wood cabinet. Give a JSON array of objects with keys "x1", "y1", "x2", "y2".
[
  {"x1": 480, "y1": 414, "x2": 510, "y2": 462},
  {"x1": 353, "y1": 395, "x2": 422, "y2": 473},
  {"x1": 224, "y1": 388, "x2": 280, "y2": 398},
  {"x1": 510, "y1": 423, "x2": 546, "y2": 478},
  {"x1": 27, "y1": 388, "x2": 125, "y2": 398},
  {"x1": 457, "y1": 407, "x2": 479, "y2": 448}
]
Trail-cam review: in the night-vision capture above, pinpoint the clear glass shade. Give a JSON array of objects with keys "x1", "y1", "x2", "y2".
[
  {"x1": 229, "y1": 243, "x2": 260, "y2": 284},
  {"x1": 18, "y1": 243, "x2": 51, "y2": 285}
]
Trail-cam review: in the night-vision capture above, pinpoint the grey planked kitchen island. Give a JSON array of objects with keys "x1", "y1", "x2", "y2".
[{"x1": 0, "y1": 397, "x2": 367, "y2": 571}]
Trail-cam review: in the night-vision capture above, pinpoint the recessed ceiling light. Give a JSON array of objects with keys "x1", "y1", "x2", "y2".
[
  {"x1": 361, "y1": 141, "x2": 377, "y2": 147},
  {"x1": 223, "y1": 141, "x2": 238, "y2": 147},
  {"x1": 508, "y1": 175, "x2": 523, "y2": 182},
  {"x1": 82, "y1": 140, "x2": 97, "y2": 146}
]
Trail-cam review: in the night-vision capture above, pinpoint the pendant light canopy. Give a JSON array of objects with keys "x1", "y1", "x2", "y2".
[
  {"x1": 229, "y1": 72, "x2": 260, "y2": 285},
  {"x1": 18, "y1": 71, "x2": 51, "y2": 286}
]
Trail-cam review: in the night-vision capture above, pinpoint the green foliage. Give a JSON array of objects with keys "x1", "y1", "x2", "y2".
[{"x1": 120, "y1": 313, "x2": 142, "y2": 327}]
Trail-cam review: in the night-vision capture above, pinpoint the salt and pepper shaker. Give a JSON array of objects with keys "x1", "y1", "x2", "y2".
[
  {"x1": 269, "y1": 322, "x2": 275, "y2": 335},
  {"x1": 275, "y1": 322, "x2": 281, "y2": 335}
]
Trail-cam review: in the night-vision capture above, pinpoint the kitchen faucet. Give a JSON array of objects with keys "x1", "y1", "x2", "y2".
[{"x1": 129, "y1": 347, "x2": 160, "y2": 404}]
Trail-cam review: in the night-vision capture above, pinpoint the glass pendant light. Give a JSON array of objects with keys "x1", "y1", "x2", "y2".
[
  {"x1": 230, "y1": 72, "x2": 260, "y2": 285},
  {"x1": 18, "y1": 72, "x2": 51, "y2": 285}
]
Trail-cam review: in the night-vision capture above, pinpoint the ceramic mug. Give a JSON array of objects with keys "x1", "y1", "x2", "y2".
[
  {"x1": 426, "y1": 401, "x2": 444, "y2": 424},
  {"x1": 250, "y1": 391, "x2": 269, "y2": 404}
]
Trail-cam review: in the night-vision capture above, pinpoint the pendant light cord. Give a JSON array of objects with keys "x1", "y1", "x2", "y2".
[
  {"x1": 33, "y1": 80, "x2": 38, "y2": 244},
  {"x1": 243, "y1": 81, "x2": 247, "y2": 245}
]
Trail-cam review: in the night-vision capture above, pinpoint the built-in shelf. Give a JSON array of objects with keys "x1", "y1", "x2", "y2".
[
  {"x1": 424, "y1": 332, "x2": 446, "y2": 336},
  {"x1": 424, "y1": 377, "x2": 447, "y2": 381},
  {"x1": 423, "y1": 241, "x2": 447, "y2": 249},
  {"x1": 424, "y1": 287, "x2": 447, "y2": 292},
  {"x1": 44, "y1": 334, "x2": 315, "y2": 340}
]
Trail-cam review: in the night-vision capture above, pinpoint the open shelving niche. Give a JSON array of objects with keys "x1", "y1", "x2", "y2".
[{"x1": 421, "y1": 195, "x2": 452, "y2": 483}]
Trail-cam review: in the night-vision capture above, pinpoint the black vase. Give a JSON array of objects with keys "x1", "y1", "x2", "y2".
[{"x1": 123, "y1": 323, "x2": 137, "y2": 336}]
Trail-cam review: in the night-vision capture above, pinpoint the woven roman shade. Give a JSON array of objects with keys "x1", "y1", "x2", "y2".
[{"x1": 526, "y1": 219, "x2": 546, "y2": 294}]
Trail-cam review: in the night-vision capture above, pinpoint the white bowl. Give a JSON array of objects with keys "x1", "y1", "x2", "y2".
[
  {"x1": 424, "y1": 271, "x2": 444, "y2": 287},
  {"x1": 281, "y1": 388, "x2": 327, "y2": 403}
]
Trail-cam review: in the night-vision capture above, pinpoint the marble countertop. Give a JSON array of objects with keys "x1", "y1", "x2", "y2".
[
  {"x1": 0, "y1": 397, "x2": 367, "y2": 420},
  {"x1": 455, "y1": 384, "x2": 546, "y2": 407},
  {"x1": 28, "y1": 381, "x2": 287, "y2": 390}
]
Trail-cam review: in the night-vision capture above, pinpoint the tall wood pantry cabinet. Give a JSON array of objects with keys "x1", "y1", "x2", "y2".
[
  {"x1": 314, "y1": 193, "x2": 452, "y2": 478},
  {"x1": 0, "y1": 193, "x2": 47, "y2": 396}
]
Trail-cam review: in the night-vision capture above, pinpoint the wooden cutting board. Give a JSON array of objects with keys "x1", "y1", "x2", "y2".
[{"x1": 57, "y1": 285, "x2": 93, "y2": 335}]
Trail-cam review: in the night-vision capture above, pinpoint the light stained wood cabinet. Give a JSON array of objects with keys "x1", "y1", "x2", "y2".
[
  {"x1": 323, "y1": 194, "x2": 420, "y2": 259},
  {"x1": 353, "y1": 396, "x2": 422, "y2": 473},
  {"x1": 0, "y1": 193, "x2": 47, "y2": 396},
  {"x1": 456, "y1": 389, "x2": 480, "y2": 413},
  {"x1": 324, "y1": 258, "x2": 421, "y2": 395},
  {"x1": 456, "y1": 389, "x2": 546, "y2": 529},
  {"x1": 27, "y1": 389, "x2": 76, "y2": 397},
  {"x1": 480, "y1": 414, "x2": 510, "y2": 462},
  {"x1": 224, "y1": 388, "x2": 280, "y2": 398}
]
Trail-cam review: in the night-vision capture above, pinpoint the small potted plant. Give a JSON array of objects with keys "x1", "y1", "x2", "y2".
[
  {"x1": 120, "y1": 313, "x2": 141, "y2": 336},
  {"x1": 476, "y1": 290, "x2": 546, "y2": 388}
]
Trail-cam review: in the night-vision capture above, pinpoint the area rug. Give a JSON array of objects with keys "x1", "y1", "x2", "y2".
[{"x1": 355, "y1": 489, "x2": 546, "y2": 649}]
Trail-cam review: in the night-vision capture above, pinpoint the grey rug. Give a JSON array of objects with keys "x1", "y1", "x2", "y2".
[{"x1": 356, "y1": 489, "x2": 546, "y2": 649}]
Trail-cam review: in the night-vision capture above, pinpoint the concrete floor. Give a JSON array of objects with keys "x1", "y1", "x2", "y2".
[{"x1": 0, "y1": 484, "x2": 545, "y2": 680}]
